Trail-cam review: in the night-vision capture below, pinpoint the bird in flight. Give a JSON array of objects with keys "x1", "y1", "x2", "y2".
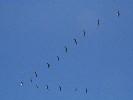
[
  {"x1": 36, "y1": 84, "x2": 39, "y2": 88},
  {"x1": 85, "y1": 88, "x2": 88, "y2": 94},
  {"x1": 20, "y1": 81, "x2": 23, "y2": 86},
  {"x1": 116, "y1": 10, "x2": 120, "y2": 17},
  {"x1": 46, "y1": 62, "x2": 50, "y2": 68},
  {"x1": 97, "y1": 19, "x2": 100, "y2": 26},
  {"x1": 83, "y1": 30, "x2": 86, "y2": 37},
  {"x1": 34, "y1": 72, "x2": 38, "y2": 78},
  {"x1": 64, "y1": 46, "x2": 68, "y2": 53},
  {"x1": 30, "y1": 78, "x2": 33, "y2": 83},
  {"x1": 74, "y1": 88, "x2": 78, "y2": 92},
  {"x1": 57, "y1": 56, "x2": 60, "y2": 61},
  {"x1": 73, "y1": 38, "x2": 77, "y2": 45},
  {"x1": 58, "y1": 85, "x2": 62, "y2": 92},
  {"x1": 45, "y1": 85, "x2": 49, "y2": 90}
]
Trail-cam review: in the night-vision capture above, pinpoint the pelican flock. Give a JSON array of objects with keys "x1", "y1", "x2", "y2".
[{"x1": 19, "y1": 9, "x2": 122, "y2": 96}]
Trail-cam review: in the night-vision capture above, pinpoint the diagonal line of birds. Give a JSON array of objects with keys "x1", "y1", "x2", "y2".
[{"x1": 19, "y1": 10, "x2": 120, "y2": 95}]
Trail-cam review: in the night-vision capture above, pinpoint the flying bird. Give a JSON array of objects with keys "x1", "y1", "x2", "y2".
[
  {"x1": 45, "y1": 85, "x2": 49, "y2": 90},
  {"x1": 34, "y1": 72, "x2": 37, "y2": 78},
  {"x1": 74, "y1": 88, "x2": 78, "y2": 92},
  {"x1": 97, "y1": 19, "x2": 100, "y2": 26},
  {"x1": 85, "y1": 88, "x2": 88, "y2": 94},
  {"x1": 57, "y1": 56, "x2": 60, "y2": 61},
  {"x1": 20, "y1": 81, "x2": 23, "y2": 86},
  {"x1": 36, "y1": 84, "x2": 39, "y2": 88},
  {"x1": 83, "y1": 30, "x2": 86, "y2": 37},
  {"x1": 30, "y1": 78, "x2": 32, "y2": 83},
  {"x1": 116, "y1": 10, "x2": 120, "y2": 17},
  {"x1": 58, "y1": 85, "x2": 62, "y2": 92},
  {"x1": 64, "y1": 46, "x2": 68, "y2": 53},
  {"x1": 46, "y1": 62, "x2": 50, "y2": 68},
  {"x1": 73, "y1": 38, "x2": 77, "y2": 45}
]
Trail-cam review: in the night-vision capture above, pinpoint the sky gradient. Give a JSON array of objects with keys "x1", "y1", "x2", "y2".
[{"x1": 0, "y1": 0, "x2": 133, "y2": 100}]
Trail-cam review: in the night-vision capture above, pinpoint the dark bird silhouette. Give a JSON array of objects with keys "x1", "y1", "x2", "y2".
[
  {"x1": 97, "y1": 19, "x2": 100, "y2": 26},
  {"x1": 85, "y1": 88, "x2": 88, "y2": 94},
  {"x1": 117, "y1": 10, "x2": 120, "y2": 17},
  {"x1": 34, "y1": 72, "x2": 37, "y2": 78},
  {"x1": 45, "y1": 85, "x2": 49, "y2": 90},
  {"x1": 30, "y1": 78, "x2": 32, "y2": 83},
  {"x1": 74, "y1": 88, "x2": 78, "y2": 92},
  {"x1": 64, "y1": 46, "x2": 68, "y2": 53},
  {"x1": 46, "y1": 62, "x2": 50, "y2": 68},
  {"x1": 57, "y1": 56, "x2": 60, "y2": 61},
  {"x1": 20, "y1": 81, "x2": 23, "y2": 86},
  {"x1": 36, "y1": 84, "x2": 39, "y2": 88},
  {"x1": 83, "y1": 30, "x2": 86, "y2": 37},
  {"x1": 58, "y1": 85, "x2": 62, "y2": 92},
  {"x1": 73, "y1": 38, "x2": 77, "y2": 45}
]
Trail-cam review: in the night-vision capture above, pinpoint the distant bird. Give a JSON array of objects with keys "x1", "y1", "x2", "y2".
[
  {"x1": 45, "y1": 85, "x2": 49, "y2": 90},
  {"x1": 85, "y1": 88, "x2": 88, "y2": 94},
  {"x1": 36, "y1": 84, "x2": 39, "y2": 88},
  {"x1": 64, "y1": 46, "x2": 68, "y2": 53},
  {"x1": 73, "y1": 38, "x2": 77, "y2": 45},
  {"x1": 34, "y1": 72, "x2": 38, "y2": 78},
  {"x1": 74, "y1": 88, "x2": 78, "y2": 92},
  {"x1": 83, "y1": 30, "x2": 86, "y2": 37},
  {"x1": 58, "y1": 85, "x2": 62, "y2": 92},
  {"x1": 46, "y1": 62, "x2": 50, "y2": 68},
  {"x1": 57, "y1": 56, "x2": 60, "y2": 61},
  {"x1": 116, "y1": 10, "x2": 120, "y2": 17},
  {"x1": 97, "y1": 19, "x2": 100, "y2": 26},
  {"x1": 30, "y1": 78, "x2": 32, "y2": 83},
  {"x1": 20, "y1": 81, "x2": 23, "y2": 86}
]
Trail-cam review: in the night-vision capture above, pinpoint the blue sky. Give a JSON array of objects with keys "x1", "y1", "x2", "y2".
[{"x1": 0, "y1": 0, "x2": 133, "y2": 100}]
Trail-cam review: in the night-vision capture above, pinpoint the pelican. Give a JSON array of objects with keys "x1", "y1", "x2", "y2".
[
  {"x1": 85, "y1": 88, "x2": 88, "y2": 94},
  {"x1": 57, "y1": 56, "x2": 60, "y2": 61},
  {"x1": 117, "y1": 10, "x2": 120, "y2": 17},
  {"x1": 83, "y1": 30, "x2": 86, "y2": 37},
  {"x1": 35, "y1": 72, "x2": 37, "y2": 78},
  {"x1": 45, "y1": 85, "x2": 49, "y2": 90},
  {"x1": 30, "y1": 78, "x2": 32, "y2": 83},
  {"x1": 20, "y1": 81, "x2": 23, "y2": 86},
  {"x1": 46, "y1": 62, "x2": 50, "y2": 68},
  {"x1": 64, "y1": 46, "x2": 68, "y2": 53},
  {"x1": 59, "y1": 85, "x2": 62, "y2": 92},
  {"x1": 97, "y1": 19, "x2": 100, "y2": 26},
  {"x1": 73, "y1": 38, "x2": 77, "y2": 45},
  {"x1": 74, "y1": 88, "x2": 78, "y2": 91},
  {"x1": 36, "y1": 84, "x2": 39, "y2": 88}
]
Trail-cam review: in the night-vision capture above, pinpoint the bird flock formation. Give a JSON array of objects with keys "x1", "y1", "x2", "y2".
[{"x1": 20, "y1": 10, "x2": 120, "y2": 95}]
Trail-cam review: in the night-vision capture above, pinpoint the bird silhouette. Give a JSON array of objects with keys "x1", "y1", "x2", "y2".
[
  {"x1": 57, "y1": 56, "x2": 60, "y2": 61},
  {"x1": 117, "y1": 10, "x2": 120, "y2": 17},
  {"x1": 36, "y1": 84, "x2": 39, "y2": 88},
  {"x1": 20, "y1": 81, "x2": 23, "y2": 86},
  {"x1": 73, "y1": 38, "x2": 77, "y2": 45},
  {"x1": 58, "y1": 85, "x2": 62, "y2": 92},
  {"x1": 74, "y1": 88, "x2": 78, "y2": 92},
  {"x1": 83, "y1": 30, "x2": 86, "y2": 37},
  {"x1": 85, "y1": 88, "x2": 88, "y2": 94},
  {"x1": 45, "y1": 85, "x2": 49, "y2": 90},
  {"x1": 34, "y1": 72, "x2": 37, "y2": 78},
  {"x1": 64, "y1": 46, "x2": 68, "y2": 53},
  {"x1": 97, "y1": 19, "x2": 100, "y2": 26},
  {"x1": 30, "y1": 78, "x2": 33, "y2": 83},
  {"x1": 46, "y1": 62, "x2": 50, "y2": 68}
]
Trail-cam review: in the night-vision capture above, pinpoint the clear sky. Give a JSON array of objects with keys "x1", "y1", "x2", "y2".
[{"x1": 0, "y1": 0, "x2": 133, "y2": 100}]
